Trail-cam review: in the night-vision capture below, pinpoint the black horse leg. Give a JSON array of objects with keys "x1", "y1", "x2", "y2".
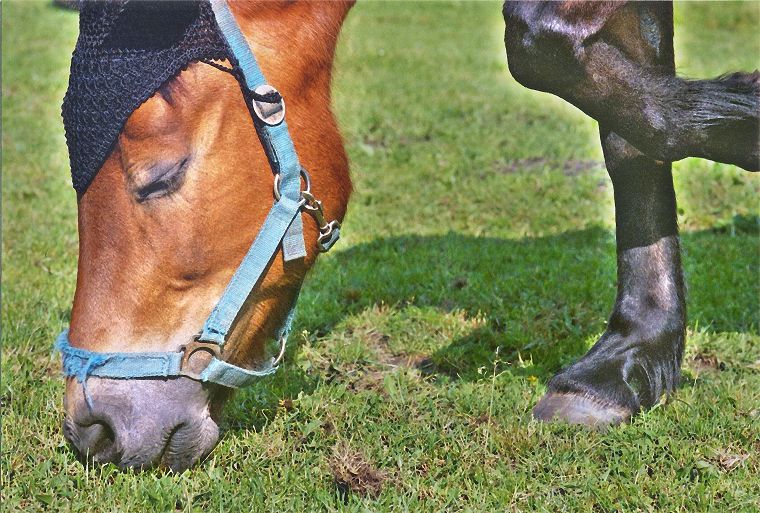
[
  {"x1": 534, "y1": 131, "x2": 686, "y2": 425},
  {"x1": 504, "y1": 1, "x2": 760, "y2": 170},
  {"x1": 506, "y1": 1, "x2": 688, "y2": 425}
]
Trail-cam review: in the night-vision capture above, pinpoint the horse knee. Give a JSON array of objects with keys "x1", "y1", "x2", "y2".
[
  {"x1": 503, "y1": 3, "x2": 583, "y2": 94},
  {"x1": 502, "y1": 9, "x2": 538, "y2": 90}
]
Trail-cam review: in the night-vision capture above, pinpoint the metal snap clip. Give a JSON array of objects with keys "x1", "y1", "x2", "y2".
[
  {"x1": 301, "y1": 190, "x2": 342, "y2": 252},
  {"x1": 317, "y1": 220, "x2": 341, "y2": 252},
  {"x1": 251, "y1": 84, "x2": 285, "y2": 126}
]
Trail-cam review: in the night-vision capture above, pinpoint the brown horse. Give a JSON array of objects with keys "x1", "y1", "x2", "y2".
[{"x1": 63, "y1": 1, "x2": 353, "y2": 470}]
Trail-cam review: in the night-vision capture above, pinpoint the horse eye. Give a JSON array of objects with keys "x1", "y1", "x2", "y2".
[{"x1": 132, "y1": 158, "x2": 189, "y2": 202}]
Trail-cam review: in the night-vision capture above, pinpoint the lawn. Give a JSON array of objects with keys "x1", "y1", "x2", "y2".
[{"x1": 2, "y1": 1, "x2": 758, "y2": 511}]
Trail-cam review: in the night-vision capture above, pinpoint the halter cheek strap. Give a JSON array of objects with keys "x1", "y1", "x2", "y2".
[{"x1": 55, "y1": 0, "x2": 339, "y2": 391}]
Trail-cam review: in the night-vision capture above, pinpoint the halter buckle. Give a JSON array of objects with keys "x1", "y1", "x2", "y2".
[
  {"x1": 179, "y1": 340, "x2": 222, "y2": 380},
  {"x1": 251, "y1": 84, "x2": 285, "y2": 126}
]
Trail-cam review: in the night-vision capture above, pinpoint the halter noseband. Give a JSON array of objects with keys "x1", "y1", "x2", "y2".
[{"x1": 55, "y1": 0, "x2": 340, "y2": 391}]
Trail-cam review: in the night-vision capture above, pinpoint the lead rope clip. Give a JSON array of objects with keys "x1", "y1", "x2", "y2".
[
  {"x1": 300, "y1": 191, "x2": 341, "y2": 252},
  {"x1": 273, "y1": 169, "x2": 341, "y2": 252}
]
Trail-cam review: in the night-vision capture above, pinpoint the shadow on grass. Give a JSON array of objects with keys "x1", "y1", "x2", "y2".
[{"x1": 225, "y1": 225, "x2": 758, "y2": 431}]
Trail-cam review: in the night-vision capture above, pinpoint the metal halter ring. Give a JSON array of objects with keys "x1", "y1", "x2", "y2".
[
  {"x1": 178, "y1": 340, "x2": 222, "y2": 380},
  {"x1": 273, "y1": 168, "x2": 311, "y2": 202},
  {"x1": 250, "y1": 84, "x2": 285, "y2": 126},
  {"x1": 271, "y1": 333, "x2": 288, "y2": 367}
]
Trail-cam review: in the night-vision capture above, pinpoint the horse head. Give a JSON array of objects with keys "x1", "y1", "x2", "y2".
[{"x1": 61, "y1": 0, "x2": 352, "y2": 471}]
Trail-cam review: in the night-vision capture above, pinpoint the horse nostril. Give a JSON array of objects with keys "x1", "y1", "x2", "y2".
[
  {"x1": 82, "y1": 421, "x2": 116, "y2": 456},
  {"x1": 65, "y1": 419, "x2": 118, "y2": 462}
]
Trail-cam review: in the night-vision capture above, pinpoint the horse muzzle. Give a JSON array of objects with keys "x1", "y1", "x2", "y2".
[{"x1": 62, "y1": 377, "x2": 223, "y2": 471}]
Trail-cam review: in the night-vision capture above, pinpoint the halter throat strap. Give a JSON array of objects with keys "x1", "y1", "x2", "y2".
[{"x1": 55, "y1": 0, "x2": 336, "y2": 390}]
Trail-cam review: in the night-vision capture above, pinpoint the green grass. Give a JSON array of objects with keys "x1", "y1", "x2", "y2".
[{"x1": 2, "y1": 1, "x2": 759, "y2": 511}]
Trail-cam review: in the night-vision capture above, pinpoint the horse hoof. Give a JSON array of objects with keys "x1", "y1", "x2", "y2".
[{"x1": 533, "y1": 392, "x2": 632, "y2": 428}]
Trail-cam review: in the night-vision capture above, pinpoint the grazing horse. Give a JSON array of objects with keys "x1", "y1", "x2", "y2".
[
  {"x1": 60, "y1": 0, "x2": 352, "y2": 470},
  {"x1": 503, "y1": 1, "x2": 758, "y2": 425}
]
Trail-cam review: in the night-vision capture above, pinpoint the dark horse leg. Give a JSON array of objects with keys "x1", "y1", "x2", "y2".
[
  {"x1": 504, "y1": 2, "x2": 759, "y2": 171},
  {"x1": 535, "y1": 131, "x2": 686, "y2": 424},
  {"x1": 502, "y1": 1, "x2": 758, "y2": 425}
]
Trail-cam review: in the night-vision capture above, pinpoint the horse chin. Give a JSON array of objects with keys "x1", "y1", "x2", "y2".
[{"x1": 63, "y1": 377, "x2": 226, "y2": 472}]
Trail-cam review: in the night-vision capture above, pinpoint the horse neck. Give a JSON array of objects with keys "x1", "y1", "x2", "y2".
[{"x1": 231, "y1": 1, "x2": 353, "y2": 99}]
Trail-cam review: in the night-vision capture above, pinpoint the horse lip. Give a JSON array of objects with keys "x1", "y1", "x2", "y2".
[
  {"x1": 83, "y1": 414, "x2": 220, "y2": 471},
  {"x1": 63, "y1": 376, "x2": 222, "y2": 471}
]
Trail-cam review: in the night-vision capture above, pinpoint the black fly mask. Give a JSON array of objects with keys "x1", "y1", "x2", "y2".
[{"x1": 61, "y1": 1, "x2": 231, "y2": 194}]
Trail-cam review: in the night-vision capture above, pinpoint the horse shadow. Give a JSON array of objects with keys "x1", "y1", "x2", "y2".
[{"x1": 224, "y1": 224, "x2": 758, "y2": 431}]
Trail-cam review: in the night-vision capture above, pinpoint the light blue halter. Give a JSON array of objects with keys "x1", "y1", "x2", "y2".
[{"x1": 55, "y1": 0, "x2": 340, "y2": 392}]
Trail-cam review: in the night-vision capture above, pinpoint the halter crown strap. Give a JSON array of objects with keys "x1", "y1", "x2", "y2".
[
  {"x1": 210, "y1": 0, "x2": 306, "y2": 261},
  {"x1": 55, "y1": 0, "x2": 323, "y2": 390},
  {"x1": 198, "y1": 0, "x2": 305, "y2": 346}
]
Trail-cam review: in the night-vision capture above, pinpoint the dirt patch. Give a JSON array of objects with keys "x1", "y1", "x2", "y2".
[
  {"x1": 360, "y1": 135, "x2": 387, "y2": 149},
  {"x1": 496, "y1": 156, "x2": 547, "y2": 174},
  {"x1": 361, "y1": 328, "x2": 391, "y2": 351},
  {"x1": 715, "y1": 450, "x2": 750, "y2": 472},
  {"x1": 320, "y1": 326, "x2": 433, "y2": 392},
  {"x1": 398, "y1": 133, "x2": 432, "y2": 146},
  {"x1": 494, "y1": 157, "x2": 604, "y2": 176},
  {"x1": 341, "y1": 287, "x2": 363, "y2": 304},
  {"x1": 347, "y1": 369, "x2": 387, "y2": 394},
  {"x1": 347, "y1": 354, "x2": 429, "y2": 394},
  {"x1": 689, "y1": 352, "x2": 726, "y2": 373},
  {"x1": 330, "y1": 443, "x2": 387, "y2": 499},
  {"x1": 385, "y1": 353, "x2": 430, "y2": 368},
  {"x1": 561, "y1": 159, "x2": 605, "y2": 176},
  {"x1": 451, "y1": 276, "x2": 468, "y2": 290},
  {"x1": 356, "y1": 328, "x2": 429, "y2": 369}
]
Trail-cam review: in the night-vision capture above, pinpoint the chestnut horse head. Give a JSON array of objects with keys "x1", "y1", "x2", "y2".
[{"x1": 61, "y1": 1, "x2": 352, "y2": 471}]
